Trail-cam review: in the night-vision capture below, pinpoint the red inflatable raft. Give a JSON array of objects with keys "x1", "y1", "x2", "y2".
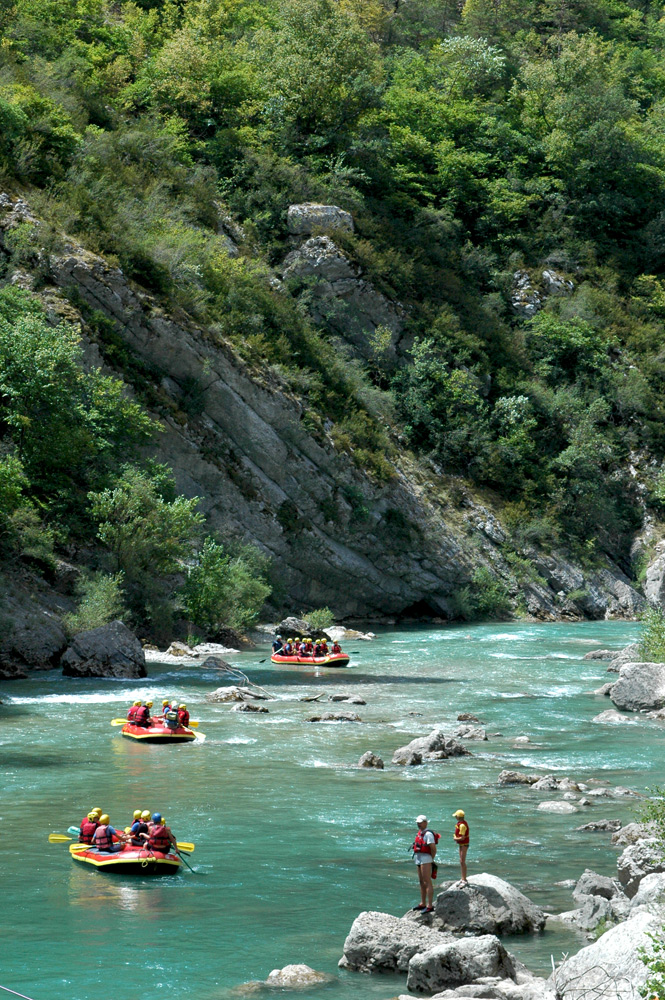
[
  {"x1": 270, "y1": 652, "x2": 350, "y2": 668},
  {"x1": 121, "y1": 722, "x2": 197, "y2": 743},
  {"x1": 70, "y1": 842, "x2": 180, "y2": 875}
]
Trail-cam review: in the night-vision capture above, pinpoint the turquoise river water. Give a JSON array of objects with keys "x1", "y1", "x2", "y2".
[{"x1": 1, "y1": 620, "x2": 658, "y2": 1000}]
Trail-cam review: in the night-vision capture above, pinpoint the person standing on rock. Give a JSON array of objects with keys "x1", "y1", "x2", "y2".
[
  {"x1": 453, "y1": 809, "x2": 469, "y2": 886},
  {"x1": 412, "y1": 815, "x2": 438, "y2": 913}
]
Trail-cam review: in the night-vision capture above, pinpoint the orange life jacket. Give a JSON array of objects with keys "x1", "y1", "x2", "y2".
[{"x1": 412, "y1": 829, "x2": 441, "y2": 855}]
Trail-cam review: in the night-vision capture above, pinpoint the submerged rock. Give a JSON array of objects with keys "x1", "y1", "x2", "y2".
[
  {"x1": 392, "y1": 730, "x2": 470, "y2": 765},
  {"x1": 307, "y1": 711, "x2": 361, "y2": 722},
  {"x1": 329, "y1": 694, "x2": 366, "y2": 704},
  {"x1": 454, "y1": 725, "x2": 487, "y2": 740},
  {"x1": 264, "y1": 965, "x2": 333, "y2": 988},
  {"x1": 592, "y1": 709, "x2": 635, "y2": 724},
  {"x1": 576, "y1": 819, "x2": 622, "y2": 833},
  {"x1": 538, "y1": 801, "x2": 578, "y2": 814},
  {"x1": 497, "y1": 770, "x2": 539, "y2": 785},
  {"x1": 358, "y1": 752, "x2": 384, "y2": 769},
  {"x1": 231, "y1": 703, "x2": 269, "y2": 713},
  {"x1": 206, "y1": 686, "x2": 264, "y2": 702},
  {"x1": 406, "y1": 935, "x2": 515, "y2": 993},
  {"x1": 431, "y1": 874, "x2": 546, "y2": 935},
  {"x1": 61, "y1": 621, "x2": 146, "y2": 679},
  {"x1": 583, "y1": 649, "x2": 616, "y2": 660}
]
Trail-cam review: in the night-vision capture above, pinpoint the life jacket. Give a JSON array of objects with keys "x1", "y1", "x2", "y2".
[
  {"x1": 148, "y1": 824, "x2": 171, "y2": 852},
  {"x1": 454, "y1": 820, "x2": 470, "y2": 846},
  {"x1": 130, "y1": 821, "x2": 149, "y2": 846},
  {"x1": 94, "y1": 824, "x2": 115, "y2": 852},
  {"x1": 283, "y1": 644, "x2": 292, "y2": 655},
  {"x1": 135, "y1": 705, "x2": 150, "y2": 726},
  {"x1": 320, "y1": 643, "x2": 329, "y2": 654},
  {"x1": 164, "y1": 707, "x2": 179, "y2": 727},
  {"x1": 79, "y1": 818, "x2": 98, "y2": 844},
  {"x1": 412, "y1": 829, "x2": 441, "y2": 855},
  {"x1": 127, "y1": 705, "x2": 138, "y2": 722},
  {"x1": 332, "y1": 643, "x2": 341, "y2": 654},
  {"x1": 178, "y1": 709, "x2": 189, "y2": 727},
  {"x1": 314, "y1": 644, "x2": 323, "y2": 657}
]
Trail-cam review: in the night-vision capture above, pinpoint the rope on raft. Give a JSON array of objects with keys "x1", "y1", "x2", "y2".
[{"x1": 0, "y1": 985, "x2": 39, "y2": 1000}]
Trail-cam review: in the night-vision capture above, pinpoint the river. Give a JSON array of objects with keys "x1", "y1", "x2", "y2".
[{"x1": 0, "y1": 620, "x2": 654, "y2": 1000}]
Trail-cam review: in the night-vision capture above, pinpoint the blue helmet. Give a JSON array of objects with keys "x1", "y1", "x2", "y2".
[{"x1": 152, "y1": 813, "x2": 162, "y2": 824}]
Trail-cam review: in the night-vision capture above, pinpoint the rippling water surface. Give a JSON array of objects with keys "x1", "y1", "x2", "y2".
[{"x1": 1, "y1": 620, "x2": 656, "y2": 999}]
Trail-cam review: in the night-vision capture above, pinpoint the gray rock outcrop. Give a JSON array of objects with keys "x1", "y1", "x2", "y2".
[
  {"x1": 431, "y1": 875, "x2": 546, "y2": 935},
  {"x1": 0, "y1": 190, "x2": 646, "y2": 625},
  {"x1": 454, "y1": 725, "x2": 487, "y2": 740},
  {"x1": 607, "y1": 643, "x2": 641, "y2": 671},
  {"x1": 339, "y1": 911, "x2": 447, "y2": 973},
  {"x1": 393, "y1": 730, "x2": 471, "y2": 765},
  {"x1": 610, "y1": 661, "x2": 665, "y2": 711},
  {"x1": 611, "y1": 822, "x2": 656, "y2": 846},
  {"x1": 537, "y1": 801, "x2": 578, "y2": 814},
  {"x1": 231, "y1": 702, "x2": 269, "y2": 713},
  {"x1": 206, "y1": 686, "x2": 266, "y2": 702},
  {"x1": 406, "y1": 936, "x2": 515, "y2": 993},
  {"x1": 60, "y1": 620, "x2": 146, "y2": 678},
  {"x1": 583, "y1": 649, "x2": 616, "y2": 660},
  {"x1": 576, "y1": 819, "x2": 622, "y2": 833},
  {"x1": 286, "y1": 203, "x2": 353, "y2": 235},
  {"x1": 280, "y1": 236, "x2": 403, "y2": 361}
]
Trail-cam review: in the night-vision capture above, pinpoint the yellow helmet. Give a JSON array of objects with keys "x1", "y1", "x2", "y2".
[
  {"x1": 162, "y1": 699, "x2": 170, "y2": 706},
  {"x1": 146, "y1": 701, "x2": 153, "y2": 708},
  {"x1": 87, "y1": 812, "x2": 97, "y2": 821},
  {"x1": 133, "y1": 810, "x2": 142, "y2": 819},
  {"x1": 100, "y1": 814, "x2": 110, "y2": 825},
  {"x1": 124, "y1": 827, "x2": 131, "y2": 833},
  {"x1": 453, "y1": 809, "x2": 465, "y2": 818},
  {"x1": 91, "y1": 808, "x2": 102, "y2": 817},
  {"x1": 133, "y1": 700, "x2": 141, "y2": 706},
  {"x1": 179, "y1": 704, "x2": 186, "y2": 709},
  {"x1": 141, "y1": 810, "x2": 151, "y2": 820}
]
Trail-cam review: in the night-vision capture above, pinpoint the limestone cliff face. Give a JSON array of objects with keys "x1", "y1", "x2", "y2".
[{"x1": 0, "y1": 194, "x2": 645, "y2": 621}]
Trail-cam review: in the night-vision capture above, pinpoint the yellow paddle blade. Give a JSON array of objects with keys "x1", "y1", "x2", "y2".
[
  {"x1": 176, "y1": 842, "x2": 195, "y2": 853},
  {"x1": 69, "y1": 844, "x2": 88, "y2": 852},
  {"x1": 187, "y1": 720, "x2": 199, "y2": 728},
  {"x1": 110, "y1": 718, "x2": 127, "y2": 726},
  {"x1": 48, "y1": 834, "x2": 73, "y2": 843},
  {"x1": 194, "y1": 731, "x2": 206, "y2": 740}
]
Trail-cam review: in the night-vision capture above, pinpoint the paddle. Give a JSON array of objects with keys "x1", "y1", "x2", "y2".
[
  {"x1": 110, "y1": 718, "x2": 200, "y2": 728},
  {"x1": 67, "y1": 825, "x2": 80, "y2": 836},
  {"x1": 51, "y1": 833, "x2": 196, "y2": 853},
  {"x1": 176, "y1": 848, "x2": 198, "y2": 874}
]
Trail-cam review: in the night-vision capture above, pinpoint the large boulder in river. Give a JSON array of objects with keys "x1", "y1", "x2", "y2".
[
  {"x1": 610, "y1": 661, "x2": 665, "y2": 711},
  {"x1": 339, "y1": 911, "x2": 448, "y2": 973},
  {"x1": 616, "y1": 838, "x2": 665, "y2": 897},
  {"x1": 497, "y1": 770, "x2": 538, "y2": 785},
  {"x1": 61, "y1": 621, "x2": 146, "y2": 678},
  {"x1": 406, "y1": 935, "x2": 515, "y2": 993},
  {"x1": 264, "y1": 965, "x2": 333, "y2": 988},
  {"x1": 432, "y1": 874, "x2": 546, "y2": 935},
  {"x1": 552, "y1": 908, "x2": 660, "y2": 999},
  {"x1": 392, "y1": 729, "x2": 470, "y2": 765}
]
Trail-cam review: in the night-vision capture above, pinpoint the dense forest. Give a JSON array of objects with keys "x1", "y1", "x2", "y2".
[{"x1": 2, "y1": 0, "x2": 665, "y2": 636}]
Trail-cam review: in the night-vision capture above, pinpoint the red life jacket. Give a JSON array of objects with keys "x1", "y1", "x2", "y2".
[
  {"x1": 135, "y1": 705, "x2": 150, "y2": 727},
  {"x1": 454, "y1": 820, "x2": 470, "y2": 846},
  {"x1": 79, "y1": 818, "x2": 98, "y2": 844},
  {"x1": 412, "y1": 829, "x2": 441, "y2": 855},
  {"x1": 148, "y1": 824, "x2": 171, "y2": 852},
  {"x1": 94, "y1": 824, "x2": 115, "y2": 852},
  {"x1": 332, "y1": 644, "x2": 341, "y2": 653},
  {"x1": 178, "y1": 710, "x2": 189, "y2": 727},
  {"x1": 127, "y1": 705, "x2": 138, "y2": 722}
]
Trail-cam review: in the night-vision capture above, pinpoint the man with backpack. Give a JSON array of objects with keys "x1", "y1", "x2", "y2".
[{"x1": 411, "y1": 814, "x2": 439, "y2": 913}]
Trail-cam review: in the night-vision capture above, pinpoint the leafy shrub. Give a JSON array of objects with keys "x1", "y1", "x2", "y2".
[
  {"x1": 639, "y1": 605, "x2": 665, "y2": 664},
  {"x1": 471, "y1": 567, "x2": 512, "y2": 619},
  {"x1": 304, "y1": 607, "x2": 335, "y2": 630},
  {"x1": 64, "y1": 573, "x2": 127, "y2": 635},
  {"x1": 181, "y1": 537, "x2": 271, "y2": 634}
]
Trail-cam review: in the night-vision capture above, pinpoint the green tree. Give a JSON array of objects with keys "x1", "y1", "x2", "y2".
[{"x1": 181, "y1": 536, "x2": 271, "y2": 633}]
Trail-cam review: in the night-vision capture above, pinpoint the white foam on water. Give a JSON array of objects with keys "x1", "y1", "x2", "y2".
[
  {"x1": 223, "y1": 737, "x2": 257, "y2": 744},
  {"x1": 7, "y1": 691, "x2": 158, "y2": 705},
  {"x1": 304, "y1": 759, "x2": 335, "y2": 768}
]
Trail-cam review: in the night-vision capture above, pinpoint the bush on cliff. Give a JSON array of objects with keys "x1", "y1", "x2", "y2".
[{"x1": 181, "y1": 537, "x2": 272, "y2": 634}]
